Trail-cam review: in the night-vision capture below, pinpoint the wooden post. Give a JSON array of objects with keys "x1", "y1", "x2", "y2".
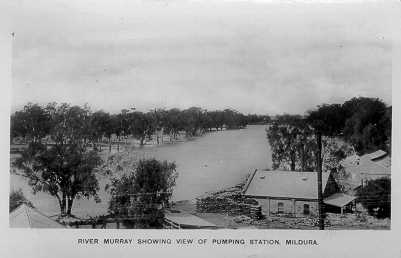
[
  {"x1": 292, "y1": 199, "x2": 296, "y2": 217},
  {"x1": 316, "y1": 132, "x2": 324, "y2": 230}
]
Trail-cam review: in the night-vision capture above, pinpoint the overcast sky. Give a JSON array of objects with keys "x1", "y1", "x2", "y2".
[{"x1": 11, "y1": 0, "x2": 392, "y2": 115}]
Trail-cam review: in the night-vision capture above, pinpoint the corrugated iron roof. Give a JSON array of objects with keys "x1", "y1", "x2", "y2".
[
  {"x1": 364, "y1": 150, "x2": 387, "y2": 161},
  {"x1": 9, "y1": 204, "x2": 65, "y2": 228},
  {"x1": 243, "y1": 170, "x2": 331, "y2": 199},
  {"x1": 341, "y1": 150, "x2": 391, "y2": 189},
  {"x1": 347, "y1": 156, "x2": 391, "y2": 176},
  {"x1": 164, "y1": 212, "x2": 217, "y2": 228},
  {"x1": 324, "y1": 193, "x2": 356, "y2": 208}
]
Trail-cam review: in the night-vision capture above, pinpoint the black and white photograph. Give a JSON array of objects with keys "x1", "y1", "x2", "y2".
[{"x1": 7, "y1": 0, "x2": 394, "y2": 233}]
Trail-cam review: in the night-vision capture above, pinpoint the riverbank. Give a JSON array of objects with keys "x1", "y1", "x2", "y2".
[
  {"x1": 10, "y1": 125, "x2": 271, "y2": 218},
  {"x1": 171, "y1": 185, "x2": 391, "y2": 230}
]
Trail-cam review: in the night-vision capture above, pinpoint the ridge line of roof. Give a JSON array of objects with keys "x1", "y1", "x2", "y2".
[{"x1": 24, "y1": 205, "x2": 33, "y2": 227}]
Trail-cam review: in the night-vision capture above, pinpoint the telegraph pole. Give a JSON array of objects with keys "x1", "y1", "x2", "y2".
[{"x1": 316, "y1": 131, "x2": 324, "y2": 230}]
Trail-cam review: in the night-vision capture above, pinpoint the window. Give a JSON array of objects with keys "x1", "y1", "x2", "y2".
[
  {"x1": 277, "y1": 202, "x2": 284, "y2": 214},
  {"x1": 303, "y1": 204, "x2": 310, "y2": 215}
]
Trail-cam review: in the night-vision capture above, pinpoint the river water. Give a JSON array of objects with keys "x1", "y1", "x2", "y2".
[{"x1": 10, "y1": 125, "x2": 272, "y2": 217}]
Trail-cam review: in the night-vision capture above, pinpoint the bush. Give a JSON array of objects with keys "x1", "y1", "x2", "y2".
[
  {"x1": 10, "y1": 189, "x2": 33, "y2": 212},
  {"x1": 357, "y1": 178, "x2": 390, "y2": 218}
]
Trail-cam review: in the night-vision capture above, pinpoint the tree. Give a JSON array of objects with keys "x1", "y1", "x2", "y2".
[
  {"x1": 44, "y1": 103, "x2": 93, "y2": 147},
  {"x1": 181, "y1": 107, "x2": 206, "y2": 137},
  {"x1": 342, "y1": 97, "x2": 390, "y2": 154},
  {"x1": 266, "y1": 115, "x2": 316, "y2": 171},
  {"x1": 14, "y1": 142, "x2": 101, "y2": 216},
  {"x1": 128, "y1": 111, "x2": 156, "y2": 146},
  {"x1": 209, "y1": 110, "x2": 225, "y2": 131},
  {"x1": 10, "y1": 103, "x2": 51, "y2": 143},
  {"x1": 90, "y1": 110, "x2": 112, "y2": 151},
  {"x1": 108, "y1": 159, "x2": 178, "y2": 228},
  {"x1": 223, "y1": 109, "x2": 247, "y2": 129},
  {"x1": 149, "y1": 108, "x2": 167, "y2": 144},
  {"x1": 13, "y1": 103, "x2": 102, "y2": 216},
  {"x1": 10, "y1": 189, "x2": 33, "y2": 212},
  {"x1": 357, "y1": 178, "x2": 390, "y2": 218},
  {"x1": 307, "y1": 103, "x2": 346, "y2": 230},
  {"x1": 163, "y1": 108, "x2": 184, "y2": 140}
]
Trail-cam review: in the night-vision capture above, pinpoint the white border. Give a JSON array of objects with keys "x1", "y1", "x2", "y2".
[{"x1": 0, "y1": 1, "x2": 400, "y2": 257}]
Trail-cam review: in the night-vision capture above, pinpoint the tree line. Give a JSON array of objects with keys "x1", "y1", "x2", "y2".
[
  {"x1": 267, "y1": 97, "x2": 391, "y2": 172},
  {"x1": 10, "y1": 102, "x2": 269, "y2": 220},
  {"x1": 11, "y1": 103, "x2": 270, "y2": 151}
]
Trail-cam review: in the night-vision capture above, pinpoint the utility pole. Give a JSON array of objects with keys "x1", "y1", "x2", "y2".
[{"x1": 316, "y1": 131, "x2": 324, "y2": 230}]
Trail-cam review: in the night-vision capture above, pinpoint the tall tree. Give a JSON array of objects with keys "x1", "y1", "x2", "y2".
[
  {"x1": 357, "y1": 178, "x2": 390, "y2": 218},
  {"x1": 10, "y1": 103, "x2": 51, "y2": 143},
  {"x1": 266, "y1": 115, "x2": 316, "y2": 171},
  {"x1": 307, "y1": 103, "x2": 346, "y2": 230},
  {"x1": 108, "y1": 159, "x2": 177, "y2": 228},
  {"x1": 14, "y1": 142, "x2": 101, "y2": 216},
  {"x1": 128, "y1": 111, "x2": 155, "y2": 146},
  {"x1": 90, "y1": 110, "x2": 111, "y2": 151},
  {"x1": 342, "y1": 97, "x2": 390, "y2": 154},
  {"x1": 13, "y1": 103, "x2": 102, "y2": 216},
  {"x1": 164, "y1": 108, "x2": 183, "y2": 141}
]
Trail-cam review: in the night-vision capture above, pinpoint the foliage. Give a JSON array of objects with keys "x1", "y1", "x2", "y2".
[
  {"x1": 267, "y1": 114, "x2": 355, "y2": 173},
  {"x1": 12, "y1": 103, "x2": 103, "y2": 216},
  {"x1": 342, "y1": 97, "x2": 391, "y2": 154},
  {"x1": 266, "y1": 115, "x2": 316, "y2": 171},
  {"x1": 10, "y1": 103, "x2": 51, "y2": 142},
  {"x1": 9, "y1": 189, "x2": 33, "y2": 212},
  {"x1": 357, "y1": 178, "x2": 391, "y2": 218},
  {"x1": 127, "y1": 111, "x2": 156, "y2": 145},
  {"x1": 307, "y1": 103, "x2": 346, "y2": 136},
  {"x1": 14, "y1": 142, "x2": 101, "y2": 216},
  {"x1": 11, "y1": 102, "x2": 270, "y2": 149},
  {"x1": 46, "y1": 103, "x2": 92, "y2": 145},
  {"x1": 108, "y1": 159, "x2": 178, "y2": 228}
]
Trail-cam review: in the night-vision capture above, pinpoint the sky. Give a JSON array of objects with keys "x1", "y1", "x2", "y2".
[{"x1": 10, "y1": 0, "x2": 393, "y2": 115}]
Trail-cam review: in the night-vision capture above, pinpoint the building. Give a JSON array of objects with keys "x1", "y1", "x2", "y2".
[
  {"x1": 10, "y1": 204, "x2": 65, "y2": 228},
  {"x1": 242, "y1": 170, "x2": 355, "y2": 217},
  {"x1": 341, "y1": 149, "x2": 391, "y2": 189},
  {"x1": 163, "y1": 211, "x2": 218, "y2": 229}
]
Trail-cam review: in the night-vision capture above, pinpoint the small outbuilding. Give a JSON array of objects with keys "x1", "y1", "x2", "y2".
[
  {"x1": 341, "y1": 149, "x2": 391, "y2": 191},
  {"x1": 164, "y1": 211, "x2": 218, "y2": 229},
  {"x1": 9, "y1": 204, "x2": 65, "y2": 228},
  {"x1": 323, "y1": 193, "x2": 356, "y2": 214}
]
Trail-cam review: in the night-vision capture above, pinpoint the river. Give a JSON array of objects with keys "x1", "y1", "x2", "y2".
[{"x1": 10, "y1": 125, "x2": 272, "y2": 217}]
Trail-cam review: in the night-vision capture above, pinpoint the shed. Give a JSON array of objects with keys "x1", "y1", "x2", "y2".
[
  {"x1": 164, "y1": 212, "x2": 217, "y2": 229},
  {"x1": 10, "y1": 204, "x2": 65, "y2": 228},
  {"x1": 324, "y1": 193, "x2": 356, "y2": 214}
]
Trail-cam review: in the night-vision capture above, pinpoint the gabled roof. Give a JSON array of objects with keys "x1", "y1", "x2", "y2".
[
  {"x1": 324, "y1": 193, "x2": 356, "y2": 208},
  {"x1": 341, "y1": 149, "x2": 391, "y2": 175},
  {"x1": 10, "y1": 204, "x2": 65, "y2": 228},
  {"x1": 364, "y1": 150, "x2": 387, "y2": 161},
  {"x1": 243, "y1": 170, "x2": 331, "y2": 200},
  {"x1": 351, "y1": 158, "x2": 391, "y2": 175},
  {"x1": 164, "y1": 212, "x2": 217, "y2": 229}
]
